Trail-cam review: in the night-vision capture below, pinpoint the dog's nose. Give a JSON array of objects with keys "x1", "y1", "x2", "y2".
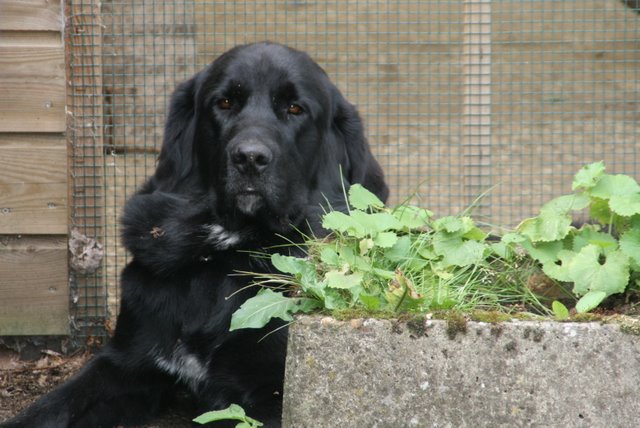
[{"x1": 231, "y1": 141, "x2": 273, "y2": 173}]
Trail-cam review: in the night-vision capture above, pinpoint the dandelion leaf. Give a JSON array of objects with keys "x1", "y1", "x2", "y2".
[{"x1": 230, "y1": 289, "x2": 298, "y2": 331}]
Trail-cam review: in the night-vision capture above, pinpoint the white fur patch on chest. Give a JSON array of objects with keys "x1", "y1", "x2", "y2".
[{"x1": 153, "y1": 343, "x2": 208, "y2": 390}]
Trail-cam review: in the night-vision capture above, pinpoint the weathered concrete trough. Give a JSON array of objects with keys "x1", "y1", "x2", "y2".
[{"x1": 283, "y1": 315, "x2": 640, "y2": 427}]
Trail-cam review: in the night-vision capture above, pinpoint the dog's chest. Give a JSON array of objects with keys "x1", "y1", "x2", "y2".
[
  {"x1": 149, "y1": 272, "x2": 245, "y2": 390},
  {"x1": 153, "y1": 339, "x2": 209, "y2": 390}
]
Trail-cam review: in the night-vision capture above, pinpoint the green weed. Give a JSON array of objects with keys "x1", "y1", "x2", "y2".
[
  {"x1": 230, "y1": 162, "x2": 640, "y2": 331},
  {"x1": 194, "y1": 404, "x2": 263, "y2": 427}
]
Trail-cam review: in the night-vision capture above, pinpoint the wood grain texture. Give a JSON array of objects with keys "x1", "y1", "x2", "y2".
[
  {"x1": 0, "y1": 235, "x2": 69, "y2": 335},
  {"x1": 0, "y1": 0, "x2": 62, "y2": 32},
  {"x1": 66, "y1": 0, "x2": 108, "y2": 323},
  {"x1": 0, "y1": 135, "x2": 67, "y2": 234},
  {"x1": 0, "y1": 45, "x2": 66, "y2": 133}
]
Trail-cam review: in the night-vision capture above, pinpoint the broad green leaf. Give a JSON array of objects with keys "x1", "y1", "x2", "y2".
[
  {"x1": 371, "y1": 212, "x2": 405, "y2": 232},
  {"x1": 540, "y1": 194, "x2": 590, "y2": 215},
  {"x1": 325, "y1": 270, "x2": 363, "y2": 290},
  {"x1": 351, "y1": 211, "x2": 403, "y2": 233},
  {"x1": 359, "y1": 293, "x2": 382, "y2": 310},
  {"x1": 433, "y1": 216, "x2": 465, "y2": 233},
  {"x1": 609, "y1": 193, "x2": 640, "y2": 217},
  {"x1": 230, "y1": 288, "x2": 298, "y2": 331},
  {"x1": 519, "y1": 239, "x2": 564, "y2": 265},
  {"x1": 489, "y1": 241, "x2": 513, "y2": 260},
  {"x1": 500, "y1": 232, "x2": 527, "y2": 244},
  {"x1": 320, "y1": 246, "x2": 339, "y2": 266},
  {"x1": 569, "y1": 245, "x2": 629, "y2": 297},
  {"x1": 193, "y1": 404, "x2": 263, "y2": 427},
  {"x1": 401, "y1": 257, "x2": 429, "y2": 272},
  {"x1": 271, "y1": 253, "x2": 318, "y2": 291},
  {"x1": 417, "y1": 246, "x2": 437, "y2": 260},
  {"x1": 413, "y1": 234, "x2": 437, "y2": 260},
  {"x1": 373, "y1": 231, "x2": 398, "y2": 248},
  {"x1": 359, "y1": 238, "x2": 375, "y2": 255},
  {"x1": 459, "y1": 217, "x2": 477, "y2": 233},
  {"x1": 463, "y1": 226, "x2": 488, "y2": 242},
  {"x1": 552, "y1": 300, "x2": 570, "y2": 320},
  {"x1": 619, "y1": 229, "x2": 640, "y2": 266},
  {"x1": 517, "y1": 213, "x2": 572, "y2": 242},
  {"x1": 392, "y1": 205, "x2": 432, "y2": 229},
  {"x1": 385, "y1": 235, "x2": 412, "y2": 262},
  {"x1": 519, "y1": 194, "x2": 591, "y2": 242},
  {"x1": 348, "y1": 183, "x2": 385, "y2": 210},
  {"x1": 542, "y1": 249, "x2": 575, "y2": 282},
  {"x1": 572, "y1": 227, "x2": 617, "y2": 252},
  {"x1": 589, "y1": 198, "x2": 613, "y2": 225},
  {"x1": 572, "y1": 161, "x2": 605, "y2": 191},
  {"x1": 337, "y1": 246, "x2": 372, "y2": 272},
  {"x1": 271, "y1": 253, "x2": 308, "y2": 275},
  {"x1": 322, "y1": 211, "x2": 366, "y2": 237},
  {"x1": 433, "y1": 233, "x2": 486, "y2": 267},
  {"x1": 322, "y1": 288, "x2": 349, "y2": 310},
  {"x1": 590, "y1": 174, "x2": 640, "y2": 199},
  {"x1": 451, "y1": 240, "x2": 488, "y2": 267},
  {"x1": 575, "y1": 291, "x2": 608, "y2": 314}
]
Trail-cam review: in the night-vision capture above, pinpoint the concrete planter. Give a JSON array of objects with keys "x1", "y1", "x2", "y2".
[{"x1": 283, "y1": 315, "x2": 640, "y2": 427}]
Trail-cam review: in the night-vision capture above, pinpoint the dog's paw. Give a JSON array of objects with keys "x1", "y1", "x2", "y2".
[{"x1": 205, "y1": 224, "x2": 241, "y2": 250}]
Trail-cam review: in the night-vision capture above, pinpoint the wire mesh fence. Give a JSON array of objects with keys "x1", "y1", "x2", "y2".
[{"x1": 67, "y1": 0, "x2": 639, "y2": 337}]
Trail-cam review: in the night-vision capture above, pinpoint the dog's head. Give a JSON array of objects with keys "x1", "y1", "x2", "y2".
[{"x1": 151, "y1": 42, "x2": 388, "y2": 232}]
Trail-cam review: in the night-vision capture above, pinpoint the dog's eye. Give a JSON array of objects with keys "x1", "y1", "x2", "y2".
[
  {"x1": 287, "y1": 104, "x2": 303, "y2": 115},
  {"x1": 217, "y1": 98, "x2": 233, "y2": 110}
]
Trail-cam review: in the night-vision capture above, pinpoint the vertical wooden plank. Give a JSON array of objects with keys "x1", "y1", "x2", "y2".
[
  {"x1": 66, "y1": 0, "x2": 107, "y2": 328},
  {"x1": 462, "y1": 0, "x2": 492, "y2": 216}
]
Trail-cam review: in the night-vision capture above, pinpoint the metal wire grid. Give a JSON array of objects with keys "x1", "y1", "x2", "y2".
[
  {"x1": 67, "y1": 0, "x2": 639, "y2": 337},
  {"x1": 66, "y1": 0, "x2": 108, "y2": 339}
]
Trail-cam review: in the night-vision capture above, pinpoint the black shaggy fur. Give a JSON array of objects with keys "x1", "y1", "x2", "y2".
[{"x1": 2, "y1": 42, "x2": 388, "y2": 428}]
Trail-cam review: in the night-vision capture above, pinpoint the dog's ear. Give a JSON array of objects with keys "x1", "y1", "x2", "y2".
[
  {"x1": 150, "y1": 74, "x2": 200, "y2": 192},
  {"x1": 331, "y1": 92, "x2": 389, "y2": 203}
]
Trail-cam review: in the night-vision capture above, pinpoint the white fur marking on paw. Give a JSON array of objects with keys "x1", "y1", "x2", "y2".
[{"x1": 206, "y1": 224, "x2": 241, "y2": 249}]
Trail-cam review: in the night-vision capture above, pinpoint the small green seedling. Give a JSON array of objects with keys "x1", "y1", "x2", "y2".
[{"x1": 193, "y1": 403, "x2": 263, "y2": 428}]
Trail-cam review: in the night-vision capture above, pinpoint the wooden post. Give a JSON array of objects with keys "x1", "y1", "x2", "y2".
[
  {"x1": 462, "y1": 0, "x2": 492, "y2": 217},
  {"x1": 65, "y1": 0, "x2": 107, "y2": 337}
]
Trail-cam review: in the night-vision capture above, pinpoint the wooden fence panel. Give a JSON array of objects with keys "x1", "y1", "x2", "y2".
[
  {"x1": 0, "y1": 0, "x2": 62, "y2": 31},
  {"x1": 0, "y1": 135, "x2": 67, "y2": 234},
  {"x1": 0, "y1": 45, "x2": 66, "y2": 133},
  {"x1": 0, "y1": 236, "x2": 69, "y2": 335},
  {"x1": 0, "y1": 0, "x2": 70, "y2": 335}
]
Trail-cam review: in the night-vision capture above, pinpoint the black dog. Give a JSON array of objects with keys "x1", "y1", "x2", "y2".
[{"x1": 3, "y1": 42, "x2": 388, "y2": 427}]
